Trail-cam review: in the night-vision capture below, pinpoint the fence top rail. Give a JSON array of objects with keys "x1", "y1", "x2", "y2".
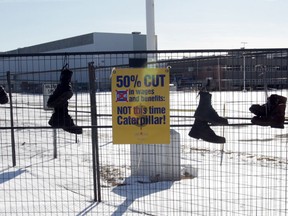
[{"x1": 1, "y1": 48, "x2": 288, "y2": 58}]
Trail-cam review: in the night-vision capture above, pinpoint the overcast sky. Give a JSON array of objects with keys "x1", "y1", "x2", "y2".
[{"x1": 0, "y1": 0, "x2": 287, "y2": 51}]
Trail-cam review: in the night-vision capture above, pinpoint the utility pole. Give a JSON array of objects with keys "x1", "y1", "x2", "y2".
[
  {"x1": 241, "y1": 42, "x2": 247, "y2": 91},
  {"x1": 241, "y1": 42, "x2": 247, "y2": 49}
]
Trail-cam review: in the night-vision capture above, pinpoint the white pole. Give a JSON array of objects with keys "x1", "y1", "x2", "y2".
[
  {"x1": 243, "y1": 55, "x2": 246, "y2": 91},
  {"x1": 146, "y1": 0, "x2": 156, "y2": 51},
  {"x1": 241, "y1": 42, "x2": 247, "y2": 92}
]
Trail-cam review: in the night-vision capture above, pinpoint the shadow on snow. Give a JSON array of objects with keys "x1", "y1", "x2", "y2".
[
  {"x1": 0, "y1": 168, "x2": 26, "y2": 184},
  {"x1": 112, "y1": 176, "x2": 173, "y2": 215}
]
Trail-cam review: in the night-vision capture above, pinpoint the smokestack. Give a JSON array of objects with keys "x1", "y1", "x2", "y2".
[{"x1": 146, "y1": 0, "x2": 156, "y2": 51}]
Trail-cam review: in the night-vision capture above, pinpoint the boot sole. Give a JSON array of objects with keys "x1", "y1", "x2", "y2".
[
  {"x1": 63, "y1": 126, "x2": 83, "y2": 134},
  {"x1": 189, "y1": 130, "x2": 226, "y2": 144},
  {"x1": 49, "y1": 123, "x2": 83, "y2": 134},
  {"x1": 251, "y1": 118, "x2": 284, "y2": 129},
  {"x1": 251, "y1": 122, "x2": 284, "y2": 129}
]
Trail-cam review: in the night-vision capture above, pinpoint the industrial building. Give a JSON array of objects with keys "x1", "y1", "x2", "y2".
[
  {"x1": 6, "y1": 32, "x2": 148, "y2": 54},
  {"x1": 167, "y1": 50, "x2": 288, "y2": 91},
  {"x1": 1, "y1": 33, "x2": 287, "y2": 92},
  {"x1": 0, "y1": 32, "x2": 149, "y2": 92}
]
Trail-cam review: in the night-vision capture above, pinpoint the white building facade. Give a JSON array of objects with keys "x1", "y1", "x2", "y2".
[{"x1": 1, "y1": 32, "x2": 150, "y2": 92}]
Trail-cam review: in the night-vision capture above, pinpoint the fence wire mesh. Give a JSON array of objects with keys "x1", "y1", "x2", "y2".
[{"x1": 0, "y1": 49, "x2": 287, "y2": 215}]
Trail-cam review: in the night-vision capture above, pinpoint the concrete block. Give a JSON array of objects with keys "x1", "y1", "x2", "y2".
[{"x1": 130, "y1": 129, "x2": 181, "y2": 181}]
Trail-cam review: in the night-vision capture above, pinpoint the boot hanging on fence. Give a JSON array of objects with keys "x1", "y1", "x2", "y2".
[
  {"x1": 0, "y1": 86, "x2": 8, "y2": 104},
  {"x1": 189, "y1": 119, "x2": 226, "y2": 144},
  {"x1": 48, "y1": 102, "x2": 82, "y2": 134},
  {"x1": 47, "y1": 68, "x2": 73, "y2": 108},
  {"x1": 194, "y1": 91, "x2": 228, "y2": 125},
  {"x1": 189, "y1": 89, "x2": 228, "y2": 144},
  {"x1": 250, "y1": 94, "x2": 287, "y2": 129}
]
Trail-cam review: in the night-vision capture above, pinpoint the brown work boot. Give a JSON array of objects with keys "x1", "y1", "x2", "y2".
[
  {"x1": 249, "y1": 94, "x2": 287, "y2": 116},
  {"x1": 251, "y1": 103, "x2": 286, "y2": 129}
]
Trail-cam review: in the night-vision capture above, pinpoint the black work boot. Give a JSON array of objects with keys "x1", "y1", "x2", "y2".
[
  {"x1": 194, "y1": 91, "x2": 228, "y2": 125},
  {"x1": 48, "y1": 102, "x2": 82, "y2": 134},
  {"x1": 251, "y1": 103, "x2": 286, "y2": 129},
  {"x1": 47, "y1": 69, "x2": 73, "y2": 108},
  {"x1": 0, "y1": 86, "x2": 8, "y2": 104},
  {"x1": 249, "y1": 94, "x2": 287, "y2": 116},
  {"x1": 188, "y1": 119, "x2": 226, "y2": 144},
  {"x1": 60, "y1": 68, "x2": 73, "y2": 85}
]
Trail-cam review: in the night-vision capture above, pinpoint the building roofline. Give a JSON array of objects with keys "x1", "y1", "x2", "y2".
[
  {"x1": 5, "y1": 32, "x2": 147, "y2": 54},
  {"x1": 6, "y1": 33, "x2": 95, "y2": 54}
]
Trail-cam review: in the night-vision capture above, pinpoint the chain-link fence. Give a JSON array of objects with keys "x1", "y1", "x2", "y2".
[{"x1": 0, "y1": 49, "x2": 287, "y2": 215}]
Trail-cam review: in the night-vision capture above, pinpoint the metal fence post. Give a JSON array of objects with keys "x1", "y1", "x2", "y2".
[
  {"x1": 74, "y1": 81, "x2": 78, "y2": 143},
  {"x1": 88, "y1": 62, "x2": 101, "y2": 202},
  {"x1": 53, "y1": 129, "x2": 57, "y2": 159},
  {"x1": 6, "y1": 71, "x2": 16, "y2": 167}
]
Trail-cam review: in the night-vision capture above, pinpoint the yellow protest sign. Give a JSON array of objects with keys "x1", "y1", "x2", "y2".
[{"x1": 111, "y1": 68, "x2": 170, "y2": 144}]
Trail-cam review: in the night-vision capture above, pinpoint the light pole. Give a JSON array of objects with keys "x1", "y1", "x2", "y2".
[
  {"x1": 243, "y1": 54, "x2": 246, "y2": 91},
  {"x1": 217, "y1": 58, "x2": 221, "y2": 91},
  {"x1": 241, "y1": 42, "x2": 247, "y2": 91}
]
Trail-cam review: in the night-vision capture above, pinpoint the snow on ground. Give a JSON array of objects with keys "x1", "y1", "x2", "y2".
[{"x1": 0, "y1": 90, "x2": 287, "y2": 215}]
